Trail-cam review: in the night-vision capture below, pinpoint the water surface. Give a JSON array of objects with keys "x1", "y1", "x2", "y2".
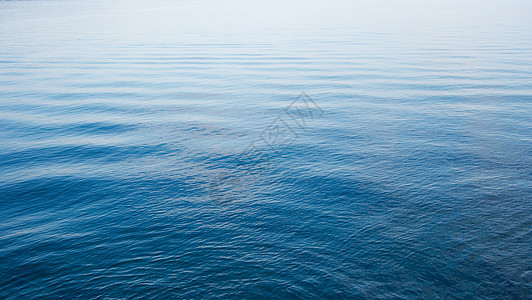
[{"x1": 0, "y1": 0, "x2": 531, "y2": 298}]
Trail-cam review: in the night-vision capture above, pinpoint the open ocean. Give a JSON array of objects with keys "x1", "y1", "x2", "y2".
[{"x1": 0, "y1": 0, "x2": 531, "y2": 298}]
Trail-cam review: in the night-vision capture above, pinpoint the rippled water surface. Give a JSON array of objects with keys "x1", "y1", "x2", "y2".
[{"x1": 1, "y1": 0, "x2": 531, "y2": 298}]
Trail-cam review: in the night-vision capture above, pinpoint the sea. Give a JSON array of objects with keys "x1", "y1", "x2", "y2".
[{"x1": 0, "y1": 0, "x2": 531, "y2": 298}]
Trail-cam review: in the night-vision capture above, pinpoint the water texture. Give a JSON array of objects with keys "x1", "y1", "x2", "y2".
[{"x1": 1, "y1": 0, "x2": 531, "y2": 298}]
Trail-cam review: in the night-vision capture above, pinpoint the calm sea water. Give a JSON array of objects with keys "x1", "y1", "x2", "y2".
[{"x1": 1, "y1": 0, "x2": 531, "y2": 298}]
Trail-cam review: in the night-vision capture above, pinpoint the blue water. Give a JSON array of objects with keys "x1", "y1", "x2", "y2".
[{"x1": 1, "y1": 0, "x2": 531, "y2": 298}]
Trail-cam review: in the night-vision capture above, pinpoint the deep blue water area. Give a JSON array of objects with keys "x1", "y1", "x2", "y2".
[{"x1": 1, "y1": 1, "x2": 531, "y2": 298}]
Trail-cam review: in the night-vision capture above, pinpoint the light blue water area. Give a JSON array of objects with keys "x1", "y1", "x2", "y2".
[{"x1": 1, "y1": 0, "x2": 531, "y2": 298}]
